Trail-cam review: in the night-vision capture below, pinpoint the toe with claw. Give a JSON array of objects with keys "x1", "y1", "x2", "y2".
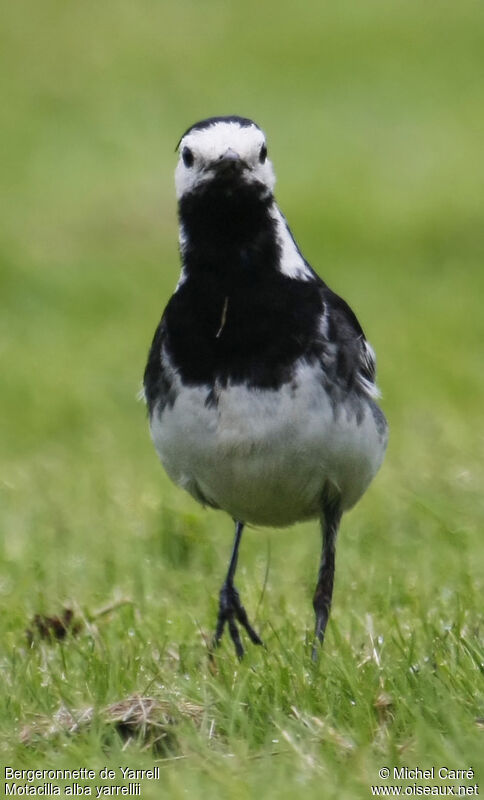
[{"x1": 213, "y1": 581, "x2": 263, "y2": 658}]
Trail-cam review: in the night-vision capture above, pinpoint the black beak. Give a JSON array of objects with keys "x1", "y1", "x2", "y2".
[{"x1": 215, "y1": 148, "x2": 244, "y2": 174}]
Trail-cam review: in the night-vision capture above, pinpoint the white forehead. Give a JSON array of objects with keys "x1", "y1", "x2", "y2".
[{"x1": 180, "y1": 121, "x2": 266, "y2": 160}]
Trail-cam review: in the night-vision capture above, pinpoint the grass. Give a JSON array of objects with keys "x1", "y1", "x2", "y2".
[{"x1": 0, "y1": 0, "x2": 483, "y2": 797}]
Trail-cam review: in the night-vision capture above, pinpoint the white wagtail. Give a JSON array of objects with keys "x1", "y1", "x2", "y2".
[{"x1": 144, "y1": 116, "x2": 388, "y2": 659}]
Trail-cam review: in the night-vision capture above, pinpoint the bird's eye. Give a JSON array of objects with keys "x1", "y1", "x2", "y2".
[
  {"x1": 182, "y1": 147, "x2": 194, "y2": 167},
  {"x1": 259, "y1": 144, "x2": 267, "y2": 164}
]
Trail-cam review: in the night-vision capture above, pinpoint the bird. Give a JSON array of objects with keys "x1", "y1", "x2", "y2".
[{"x1": 143, "y1": 115, "x2": 388, "y2": 659}]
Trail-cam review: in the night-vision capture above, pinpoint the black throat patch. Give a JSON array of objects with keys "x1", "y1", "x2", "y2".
[
  {"x1": 158, "y1": 177, "x2": 324, "y2": 392},
  {"x1": 179, "y1": 172, "x2": 276, "y2": 271}
]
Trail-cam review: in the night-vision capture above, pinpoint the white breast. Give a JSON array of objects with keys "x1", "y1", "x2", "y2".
[{"x1": 149, "y1": 361, "x2": 387, "y2": 527}]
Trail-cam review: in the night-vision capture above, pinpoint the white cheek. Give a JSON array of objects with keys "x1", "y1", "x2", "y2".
[
  {"x1": 175, "y1": 161, "x2": 199, "y2": 199},
  {"x1": 175, "y1": 160, "x2": 215, "y2": 199},
  {"x1": 249, "y1": 159, "x2": 276, "y2": 192}
]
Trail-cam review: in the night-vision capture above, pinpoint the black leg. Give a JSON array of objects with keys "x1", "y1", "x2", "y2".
[
  {"x1": 312, "y1": 495, "x2": 342, "y2": 660},
  {"x1": 213, "y1": 520, "x2": 263, "y2": 658}
]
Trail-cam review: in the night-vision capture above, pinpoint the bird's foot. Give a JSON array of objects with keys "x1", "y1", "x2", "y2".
[{"x1": 212, "y1": 582, "x2": 263, "y2": 659}]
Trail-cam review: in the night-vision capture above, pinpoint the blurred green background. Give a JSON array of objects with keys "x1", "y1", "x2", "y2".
[{"x1": 0, "y1": 0, "x2": 483, "y2": 796}]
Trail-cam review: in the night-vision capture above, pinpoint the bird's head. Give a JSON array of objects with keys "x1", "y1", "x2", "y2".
[{"x1": 174, "y1": 116, "x2": 275, "y2": 201}]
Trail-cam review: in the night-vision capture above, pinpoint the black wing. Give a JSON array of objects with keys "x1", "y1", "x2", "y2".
[
  {"x1": 143, "y1": 317, "x2": 178, "y2": 416},
  {"x1": 319, "y1": 285, "x2": 379, "y2": 399}
]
